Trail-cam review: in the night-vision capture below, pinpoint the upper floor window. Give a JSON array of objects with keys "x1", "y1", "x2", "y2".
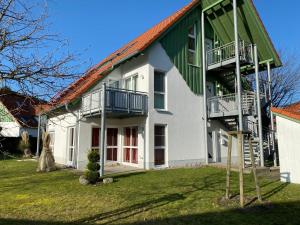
[
  {"x1": 154, "y1": 71, "x2": 166, "y2": 110},
  {"x1": 188, "y1": 24, "x2": 197, "y2": 65},
  {"x1": 109, "y1": 80, "x2": 119, "y2": 89},
  {"x1": 124, "y1": 74, "x2": 138, "y2": 91}
]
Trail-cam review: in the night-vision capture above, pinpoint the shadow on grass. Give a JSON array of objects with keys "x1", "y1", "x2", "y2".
[{"x1": 1, "y1": 200, "x2": 300, "y2": 225}]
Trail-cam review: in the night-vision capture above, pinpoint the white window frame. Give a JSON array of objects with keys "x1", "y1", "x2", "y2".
[
  {"x1": 188, "y1": 24, "x2": 197, "y2": 65},
  {"x1": 49, "y1": 131, "x2": 55, "y2": 153},
  {"x1": 67, "y1": 127, "x2": 76, "y2": 166},
  {"x1": 154, "y1": 124, "x2": 167, "y2": 167},
  {"x1": 154, "y1": 70, "x2": 166, "y2": 110},
  {"x1": 91, "y1": 126, "x2": 100, "y2": 151},
  {"x1": 122, "y1": 126, "x2": 139, "y2": 164},
  {"x1": 123, "y1": 73, "x2": 138, "y2": 91}
]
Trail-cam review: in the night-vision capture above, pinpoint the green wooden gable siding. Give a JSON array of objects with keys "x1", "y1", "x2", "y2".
[
  {"x1": 160, "y1": 6, "x2": 203, "y2": 95},
  {"x1": 201, "y1": 0, "x2": 281, "y2": 67},
  {"x1": 0, "y1": 103, "x2": 14, "y2": 122}
]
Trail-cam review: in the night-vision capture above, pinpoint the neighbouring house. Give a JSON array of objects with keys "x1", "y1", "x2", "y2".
[
  {"x1": 272, "y1": 102, "x2": 300, "y2": 184},
  {"x1": 0, "y1": 88, "x2": 42, "y2": 153},
  {"x1": 41, "y1": 0, "x2": 281, "y2": 171},
  {"x1": 0, "y1": 88, "x2": 40, "y2": 137}
]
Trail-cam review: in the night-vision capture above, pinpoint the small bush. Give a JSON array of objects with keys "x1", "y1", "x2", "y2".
[
  {"x1": 84, "y1": 150, "x2": 100, "y2": 184},
  {"x1": 88, "y1": 150, "x2": 100, "y2": 162},
  {"x1": 87, "y1": 162, "x2": 100, "y2": 171},
  {"x1": 84, "y1": 170, "x2": 99, "y2": 184}
]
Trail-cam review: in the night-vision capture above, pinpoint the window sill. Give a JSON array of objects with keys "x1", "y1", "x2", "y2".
[
  {"x1": 188, "y1": 64, "x2": 201, "y2": 68},
  {"x1": 154, "y1": 109, "x2": 172, "y2": 114}
]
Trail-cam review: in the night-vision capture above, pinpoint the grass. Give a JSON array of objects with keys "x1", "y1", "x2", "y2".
[{"x1": 0, "y1": 160, "x2": 300, "y2": 225}]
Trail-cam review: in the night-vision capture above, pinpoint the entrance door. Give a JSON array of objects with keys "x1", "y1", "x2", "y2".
[
  {"x1": 67, "y1": 127, "x2": 76, "y2": 166},
  {"x1": 123, "y1": 127, "x2": 138, "y2": 164},
  {"x1": 107, "y1": 128, "x2": 118, "y2": 161}
]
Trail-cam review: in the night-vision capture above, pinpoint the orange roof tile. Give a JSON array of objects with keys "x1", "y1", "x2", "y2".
[
  {"x1": 51, "y1": 0, "x2": 200, "y2": 106},
  {"x1": 272, "y1": 102, "x2": 300, "y2": 122}
]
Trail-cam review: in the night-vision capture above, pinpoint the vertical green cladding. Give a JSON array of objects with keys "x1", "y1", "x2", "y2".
[
  {"x1": 202, "y1": 0, "x2": 281, "y2": 67},
  {"x1": 0, "y1": 103, "x2": 14, "y2": 122},
  {"x1": 160, "y1": 6, "x2": 203, "y2": 95}
]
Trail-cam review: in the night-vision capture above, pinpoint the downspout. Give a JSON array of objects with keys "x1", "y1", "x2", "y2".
[{"x1": 65, "y1": 103, "x2": 80, "y2": 169}]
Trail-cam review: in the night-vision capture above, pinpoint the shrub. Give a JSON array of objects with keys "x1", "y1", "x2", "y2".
[
  {"x1": 85, "y1": 150, "x2": 100, "y2": 184},
  {"x1": 84, "y1": 170, "x2": 99, "y2": 184},
  {"x1": 88, "y1": 150, "x2": 100, "y2": 162},
  {"x1": 87, "y1": 162, "x2": 100, "y2": 171}
]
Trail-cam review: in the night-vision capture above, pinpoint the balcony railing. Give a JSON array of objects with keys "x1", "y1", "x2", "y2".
[
  {"x1": 207, "y1": 40, "x2": 254, "y2": 71},
  {"x1": 207, "y1": 91, "x2": 257, "y2": 118},
  {"x1": 81, "y1": 87, "x2": 148, "y2": 117}
]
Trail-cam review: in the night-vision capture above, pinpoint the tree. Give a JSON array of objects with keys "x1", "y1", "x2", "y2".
[
  {"x1": 252, "y1": 52, "x2": 300, "y2": 108},
  {"x1": 0, "y1": 0, "x2": 80, "y2": 100}
]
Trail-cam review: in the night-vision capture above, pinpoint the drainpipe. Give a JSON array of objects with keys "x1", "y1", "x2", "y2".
[
  {"x1": 233, "y1": 0, "x2": 243, "y2": 131},
  {"x1": 254, "y1": 45, "x2": 264, "y2": 167},
  {"x1": 267, "y1": 62, "x2": 277, "y2": 167},
  {"x1": 65, "y1": 103, "x2": 80, "y2": 169},
  {"x1": 201, "y1": 11, "x2": 209, "y2": 165},
  {"x1": 36, "y1": 114, "x2": 42, "y2": 157}
]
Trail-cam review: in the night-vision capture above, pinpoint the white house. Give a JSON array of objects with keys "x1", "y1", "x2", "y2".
[
  {"x1": 41, "y1": 0, "x2": 281, "y2": 171},
  {"x1": 272, "y1": 102, "x2": 300, "y2": 184},
  {"x1": 0, "y1": 88, "x2": 39, "y2": 138}
]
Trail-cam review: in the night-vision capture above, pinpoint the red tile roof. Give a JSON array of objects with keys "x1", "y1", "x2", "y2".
[
  {"x1": 51, "y1": 0, "x2": 200, "y2": 106},
  {"x1": 272, "y1": 102, "x2": 300, "y2": 122},
  {"x1": 0, "y1": 89, "x2": 44, "y2": 128}
]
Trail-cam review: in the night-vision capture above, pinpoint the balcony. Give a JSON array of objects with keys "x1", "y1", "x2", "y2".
[
  {"x1": 207, "y1": 91, "x2": 257, "y2": 118},
  {"x1": 207, "y1": 40, "x2": 254, "y2": 71},
  {"x1": 81, "y1": 87, "x2": 148, "y2": 117}
]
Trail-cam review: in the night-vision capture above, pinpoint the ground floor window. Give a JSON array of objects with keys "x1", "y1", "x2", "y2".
[
  {"x1": 49, "y1": 131, "x2": 55, "y2": 153},
  {"x1": 91, "y1": 127, "x2": 100, "y2": 151},
  {"x1": 107, "y1": 128, "x2": 118, "y2": 161},
  {"x1": 68, "y1": 127, "x2": 76, "y2": 164},
  {"x1": 123, "y1": 127, "x2": 138, "y2": 164},
  {"x1": 154, "y1": 125, "x2": 166, "y2": 166}
]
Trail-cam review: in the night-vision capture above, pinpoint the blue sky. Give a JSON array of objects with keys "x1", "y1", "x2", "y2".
[{"x1": 46, "y1": 0, "x2": 300, "y2": 72}]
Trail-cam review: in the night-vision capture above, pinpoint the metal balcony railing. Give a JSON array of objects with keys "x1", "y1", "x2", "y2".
[
  {"x1": 81, "y1": 87, "x2": 148, "y2": 116},
  {"x1": 207, "y1": 91, "x2": 257, "y2": 118},
  {"x1": 207, "y1": 40, "x2": 254, "y2": 70}
]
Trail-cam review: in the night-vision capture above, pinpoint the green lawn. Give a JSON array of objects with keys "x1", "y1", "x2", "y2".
[{"x1": 0, "y1": 160, "x2": 300, "y2": 225}]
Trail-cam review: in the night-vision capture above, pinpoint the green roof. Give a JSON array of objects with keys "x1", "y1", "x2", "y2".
[{"x1": 201, "y1": 0, "x2": 281, "y2": 68}]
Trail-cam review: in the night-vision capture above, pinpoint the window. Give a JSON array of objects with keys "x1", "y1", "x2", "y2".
[
  {"x1": 124, "y1": 74, "x2": 138, "y2": 91},
  {"x1": 68, "y1": 127, "x2": 76, "y2": 164},
  {"x1": 154, "y1": 125, "x2": 166, "y2": 166},
  {"x1": 91, "y1": 127, "x2": 100, "y2": 151},
  {"x1": 107, "y1": 128, "x2": 118, "y2": 161},
  {"x1": 123, "y1": 127, "x2": 138, "y2": 164},
  {"x1": 109, "y1": 80, "x2": 119, "y2": 89},
  {"x1": 154, "y1": 71, "x2": 166, "y2": 110},
  {"x1": 188, "y1": 24, "x2": 197, "y2": 65},
  {"x1": 49, "y1": 131, "x2": 55, "y2": 153}
]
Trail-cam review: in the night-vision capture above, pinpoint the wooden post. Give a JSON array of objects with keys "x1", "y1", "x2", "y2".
[
  {"x1": 238, "y1": 132, "x2": 244, "y2": 207},
  {"x1": 248, "y1": 135, "x2": 262, "y2": 202},
  {"x1": 226, "y1": 134, "x2": 233, "y2": 200}
]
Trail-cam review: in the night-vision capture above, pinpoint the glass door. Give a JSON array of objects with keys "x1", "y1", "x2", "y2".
[
  {"x1": 107, "y1": 128, "x2": 118, "y2": 161},
  {"x1": 67, "y1": 127, "x2": 76, "y2": 166},
  {"x1": 123, "y1": 127, "x2": 138, "y2": 164}
]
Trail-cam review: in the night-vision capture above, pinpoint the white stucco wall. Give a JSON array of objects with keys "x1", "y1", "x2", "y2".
[
  {"x1": 147, "y1": 43, "x2": 206, "y2": 168},
  {"x1": 48, "y1": 113, "x2": 78, "y2": 165},
  {"x1": 0, "y1": 122, "x2": 20, "y2": 137},
  {"x1": 0, "y1": 122, "x2": 38, "y2": 138},
  {"x1": 276, "y1": 116, "x2": 300, "y2": 184}
]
